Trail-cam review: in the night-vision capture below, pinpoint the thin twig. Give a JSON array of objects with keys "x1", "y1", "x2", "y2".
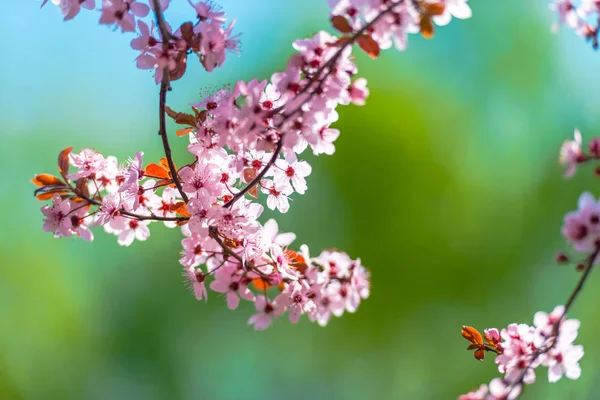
[
  {"x1": 151, "y1": 0, "x2": 189, "y2": 203},
  {"x1": 506, "y1": 246, "x2": 600, "y2": 396}
]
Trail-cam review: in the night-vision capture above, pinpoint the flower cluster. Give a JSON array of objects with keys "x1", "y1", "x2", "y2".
[
  {"x1": 33, "y1": 146, "x2": 370, "y2": 329},
  {"x1": 550, "y1": 0, "x2": 600, "y2": 48},
  {"x1": 459, "y1": 306, "x2": 584, "y2": 400},
  {"x1": 35, "y1": 0, "x2": 471, "y2": 329},
  {"x1": 42, "y1": 0, "x2": 239, "y2": 82}
]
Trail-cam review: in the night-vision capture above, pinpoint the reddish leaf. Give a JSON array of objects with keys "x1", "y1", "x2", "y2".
[
  {"x1": 424, "y1": 2, "x2": 445, "y2": 16},
  {"x1": 474, "y1": 348, "x2": 485, "y2": 361},
  {"x1": 176, "y1": 128, "x2": 194, "y2": 137},
  {"x1": 180, "y1": 21, "x2": 194, "y2": 43},
  {"x1": 248, "y1": 186, "x2": 259, "y2": 199},
  {"x1": 58, "y1": 147, "x2": 72, "y2": 181},
  {"x1": 170, "y1": 202, "x2": 190, "y2": 217},
  {"x1": 461, "y1": 325, "x2": 483, "y2": 346},
  {"x1": 31, "y1": 173, "x2": 64, "y2": 187},
  {"x1": 332, "y1": 36, "x2": 352, "y2": 48},
  {"x1": 420, "y1": 16, "x2": 435, "y2": 39},
  {"x1": 356, "y1": 34, "x2": 380, "y2": 59},
  {"x1": 145, "y1": 163, "x2": 170, "y2": 179},
  {"x1": 285, "y1": 249, "x2": 308, "y2": 273},
  {"x1": 252, "y1": 278, "x2": 271, "y2": 291},
  {"x1": 243, "y1": 167, "x2": 257, "y2": 183},
  {"x1": 331, "y1": 15, "x2": 353, "y2": 34},
  {"x1": 169, "y1": 53, "x2": 188, "y2": 82},
  {"x1": 165, "y1": 106, "x2": 196, "y2": 126}
]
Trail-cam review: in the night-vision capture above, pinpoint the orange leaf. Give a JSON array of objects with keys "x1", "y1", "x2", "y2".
[
  {"x1": 145, "y1": 163, "x2": 170, "y2": 179},
  {"x1": 252, "y1": 278, "x2": 271, "y2": 291},
  {"x1": 165, "y1": 105, "x2": 196, "y2": 126},
  {"x1": 170, "y1": 201, "x2": 190, "y2": 217},
  {"x1": 36, "y1": 192, "x2": 57, "y2": 201},
  {"x1": 474, "y1": 348, "x2": 485, "y2": 361},
  {"x1": 159, "y1": 157, "x2": 177, "y2": 172},
  {"x1": 176, "y1": 128, "x2": 194, "y2": 137},
  {"x1": 31, "y1": 173, "x2": 64, "y2": 187},
  {"x1": 424, "y1": 2, "x2": 445, "y2": 16},
  {"x1": 420, "y1": 16, "x2": 435, "y2": 39},
  {"x1": 285, "y1": 249, "x2": 308, "y2": 273},
  {"x1": 248, "y1": 186, "x2": 259, "y2": 199},
  {"x1": 331, "y1": 15, "x2": 353, "y2": 34},
  {"x1": 243, "y1": 167, "x2": 257, "y2": 183},
  {"x1": 356, "y1": 34, "x2": 380, "y2": 59},
  {"x1": 461, "y1": 325, "x2": 483, "y2": 346},
  {"x1": 58, "y1": 146, "x2": 72, "y2": 181}
]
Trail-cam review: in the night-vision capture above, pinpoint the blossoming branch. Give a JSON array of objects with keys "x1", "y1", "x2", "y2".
[{"x1": 34, "y1": 0, "x2": 471, "y2": 330}]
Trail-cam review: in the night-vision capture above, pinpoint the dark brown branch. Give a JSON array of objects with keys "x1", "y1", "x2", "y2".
[
  {"x1": 151, "y1": 0, "x2": 189, "y2": 204},
  {"x1": 224, "y1": 0, "x2": 404, "y2": 207},
  {"x1": 74, "y1": 189, "x2": 189, "y2": 222}
]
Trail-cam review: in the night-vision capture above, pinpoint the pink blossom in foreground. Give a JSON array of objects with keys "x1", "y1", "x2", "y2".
[{"x1": 459, "y1": 305, "x2": 584, "y2": 399}]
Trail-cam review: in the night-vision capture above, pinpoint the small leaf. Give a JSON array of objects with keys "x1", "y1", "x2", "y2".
[
  {"x1": 170, "y1": 202, "x2": 190, "y2": 217},
  {"x1": 176, "y1": 128, "x2": 194, "y2": 137},
  {"x1": 420, "y1": 16, "x2": 435, "y2": 39},
  {"x1": 248, "y1": 185, "x2": 259, "y2": 199},
  {"x1": 424, "y1": 2, "x2": 445, "y2": 16},
  {"x1": 356, "y1": 35, "x2": 380, "y2": 59},
  {"x1": 252, "y1": 278, "x2": 271, "y2": 291},
  {"x1": 145, "y1": 163, "x2": 170, "y2": 179},
  {"x1": 165, "y1": 105, "x2": 196, "y2": 126},
  {"x1": 180, "y1": 21, "x2": 194, "y2": 43},
  {"x1": 461, "y1": 325, "x2": 483, "y2": 346},
  {"x1": 31, "y1": 173, "x2": 64, "y2": 187},
  {"x1": 331, "y1": 15, "x2": 353, "y2": 34},
  {"x1": 332, "y1": 36, "x2": 352, "y2": 48},
  {"x1": 169, "y1": 52, "x2": 188, "y2": 82},
  {"x1": 474, "y1": 348, "x2": 485, "y2": 361},
  {"x1": 243, "y1": 167, "x2": 257, "y2": 183},
  {"x1": 58, "y1": 147, "x2": 73, "y2": 181},
  {"x1": 285, "y1": 249, "x2": 308, "y2": 273}
]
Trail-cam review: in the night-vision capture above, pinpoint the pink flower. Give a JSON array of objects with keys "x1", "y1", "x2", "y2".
[
  {"x1": 261, "y1": 179, "x2": 293, "y2": 213},
  {"x1": 261, "y1": 219, "x2": 296, "y2": 247},
  {"x1": 179, "y1": 162, "x2": 219, "y2": 195},
  {"x1": 185, "y1": 266, "x2": 208, "y2": 301},
  {"x1": 94, "y1": 193, "x2": 122, "y2": 226},
  {"x1": 559, "y1": 129, "x2": 583, "y2": 178},
  {"x1": 189, "y1": 0, "x2": 225, "y2": 22},
  {"x1": 274, "y1": 159, "x2": 312, "y2": 195},
  {"x1": 68, "y1": 148, "x2": 106, "y2": 180},
  {"x1": 131, "y1": 20, "x2": 158, "y2": 52},
  {"x1": 99, "y1": 0, "x2": 149, "y2": 33},
  {"x1": 44, "y1": 0, "x2": 95, "y2": 20},
  {"x1": 276, "y1": 281, "x2": 317, "y2": 323},
  {"x1": 41, "y1": 194, "x2": 73, "y2": 238},
  {"x1": 561, "y1": 192, "x2": 600, "y2": 252},
  {"x1": 180, "y1": 232, "x2": 215, "y2": 268},
  {"x1": 458, "y1": 384, "x2": 488, "y2": 400},
  {"x1": 209, "y1": 265, "x2": 254, "y2": 309},
  {"x1": 248, "y1": 295, "x2": 284, "y2": 330},
  {"x1": 186, "y1": 189, "x2": 213, "y2": 236},
  {"x1": 547, "y1": 342, "x2": 584, "y2": 382},
  {"x1": 106, "y1": 216, "x2": 150, "y2": 246}
]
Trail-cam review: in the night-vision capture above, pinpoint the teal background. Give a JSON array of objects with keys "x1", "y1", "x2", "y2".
[{"x1": 2, "y1": 0, "x2": 600, "y2": 398}]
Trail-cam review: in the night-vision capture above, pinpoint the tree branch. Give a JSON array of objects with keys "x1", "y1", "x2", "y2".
[
  {"x1": 225, "y1": 0, "x2": 404, "y2": 207},
  {"x1": 151, "y1": 0, "x2": 189, "y2": 204}
]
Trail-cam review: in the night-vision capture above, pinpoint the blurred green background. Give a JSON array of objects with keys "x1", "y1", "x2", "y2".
[{"x1": 3, "y1": 0, "x2": 600, "y2": 398}]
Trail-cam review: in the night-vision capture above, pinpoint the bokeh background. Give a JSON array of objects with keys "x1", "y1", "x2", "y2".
[{"x1": 3, "y1": 0, "x2": 600, "y2": 398}]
